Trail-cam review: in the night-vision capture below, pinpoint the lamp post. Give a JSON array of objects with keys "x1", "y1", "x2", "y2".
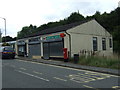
[
  {"x1": 0, "y1": 29, "x2": 2, "y2": 43},
  {"x1": 0, "y1": 17, "x2": 6, "y2": 42}
]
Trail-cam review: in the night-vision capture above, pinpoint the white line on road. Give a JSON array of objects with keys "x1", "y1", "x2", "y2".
[
  {"x1": 112, "y1": 86, "x2": 120, "y2": 89},
  {"x1": 15, "y1": 70, "x2": 49, "y2": 82},
  {"x1": 19, "y1": 68, "x2": 27, "y2": 70},
  {"x1": 33, "y1": 71, "x2": 43, "y2": 75},
  {"x1": 17, "y1": 59, "x2": 120, "y2": 77},
  {"x1": 53, "y1": 77, "x2": 67, "y2": 82},
  {"x1": 83, "y1": 85, "x2": 94, "y2": 89}
]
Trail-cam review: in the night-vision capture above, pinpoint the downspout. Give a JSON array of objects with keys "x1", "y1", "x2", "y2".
[{"x1": 65, "y1": 31, "x2": 71, "y2": 59}]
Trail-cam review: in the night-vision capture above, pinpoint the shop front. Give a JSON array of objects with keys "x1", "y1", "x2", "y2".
[
  {"x1": 17, "y1": 40, "x2": 27, "y2": 56},
  {"x1": 42, "y1": 34, "x2": 64, "y2": 59},
  {"x1": 28, "y1": 37, "x2": 41, "y2": 58}
]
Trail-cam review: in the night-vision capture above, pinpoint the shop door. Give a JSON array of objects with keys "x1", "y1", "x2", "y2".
[
  {"x1": 29, "y1": 44, "x2": 41, "y2": 58},
  {"x1": 18, "y1": 45, "x2": 25, "y2": 56},
  {"x1": 43, "y1": 43, "x2": 49, "y2": 59},
  {"x1": 49, "y1": 41, "x2": 63, "y2": 58}
]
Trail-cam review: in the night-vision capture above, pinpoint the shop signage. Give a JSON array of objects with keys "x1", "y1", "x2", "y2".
[
  {"x1": 43, "y1": 35, "x2": 62, "y2": 42},
  {"x1": 46, "y1": 35, "x2": 61, "y2": 40}
]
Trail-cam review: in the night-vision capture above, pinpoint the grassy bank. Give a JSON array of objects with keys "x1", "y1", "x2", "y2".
[{"x1": 71, "y1": 56, "x2": 120, "y2": 69}]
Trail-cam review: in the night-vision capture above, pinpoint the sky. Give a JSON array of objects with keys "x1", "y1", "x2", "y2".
[{"x1": 0, "y1": 0, "x2": 119, "y2": 38}]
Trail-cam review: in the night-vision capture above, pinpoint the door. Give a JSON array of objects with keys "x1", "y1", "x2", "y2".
[
  {"x1": 29, "y1": 44, "x2": 41, "y2": 58},
  {"x1": 49, "y1": 41, "x2": 63, "y2": 58},
  {"x1": 43, "y1": 43, "x2": 49, "y2": 59},
  {"x1": 18, "y1": 45, "x2": 25, "y2": 56}
]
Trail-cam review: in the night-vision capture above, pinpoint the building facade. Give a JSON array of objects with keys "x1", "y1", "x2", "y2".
[{"x1": 16, "y1": 19, "x2": 113, "y2": 59}]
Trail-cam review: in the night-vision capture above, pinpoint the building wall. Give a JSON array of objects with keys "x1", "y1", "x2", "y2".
[
  {"x1": 67, "y1": 19, "x2": 113, "y2": 57},
  {"x1": 16, "y1": 19, "x2": 113, "y2": 59}
]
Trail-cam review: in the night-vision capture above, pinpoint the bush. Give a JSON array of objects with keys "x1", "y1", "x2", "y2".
[
  {"x1": 78, "y1": 55, "x2": 120, "y2": 69},
  {"x1": 2, "y1": 43, "x2": 10, "y2": 46}
]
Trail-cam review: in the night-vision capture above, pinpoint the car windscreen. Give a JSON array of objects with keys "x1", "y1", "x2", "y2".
[
  {"x1": 4, "y1": 47, "x2": 14, "y2": 51},
  {"x1": 0, "y1": 47, "x2": 3, "y2": 52}
]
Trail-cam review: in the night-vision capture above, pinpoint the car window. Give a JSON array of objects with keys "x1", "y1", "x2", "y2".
[
  {"x1": 0, "y1": 47, "x2": 3, "y2": 52},
  {"x1": 4, "y1": 47, "x2": 14, "y2": 51}
]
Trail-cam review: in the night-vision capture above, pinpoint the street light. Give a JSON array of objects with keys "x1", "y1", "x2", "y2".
[
  {"x1": 0, "y1": 28, "x2": 2, "y2": 43},
  {"x1": 0, "y1": 17, "x2": 6, "y2": 42}
]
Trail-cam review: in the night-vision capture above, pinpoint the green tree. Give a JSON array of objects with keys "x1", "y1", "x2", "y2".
[
  {"x1": 17, "y1": 24, "x2": 37, "y2": 39},
  {"x1": 66, "y1": 12, "x2": 85, "y2": 24},
  {"x1": 2, "y1": 36, "x2": 12, "y2": 42}
]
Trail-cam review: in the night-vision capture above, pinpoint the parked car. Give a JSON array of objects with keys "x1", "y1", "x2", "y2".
[{"x1": 0, "y1": 46, "x2": 16, "y2": 59}]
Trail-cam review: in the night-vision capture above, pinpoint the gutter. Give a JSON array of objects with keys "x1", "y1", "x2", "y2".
[{"x1": 65, "y1": 31, "x2": 71, "y2": 59}]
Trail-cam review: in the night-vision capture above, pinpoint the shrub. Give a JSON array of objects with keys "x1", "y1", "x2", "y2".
[{"x1": 78, "y1": 56, "x2": 120, "y2": 69}]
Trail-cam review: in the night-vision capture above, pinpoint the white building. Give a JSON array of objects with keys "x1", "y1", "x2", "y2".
[{"x1": 16, "y1": 19, "x2": 113, "y2": 59}]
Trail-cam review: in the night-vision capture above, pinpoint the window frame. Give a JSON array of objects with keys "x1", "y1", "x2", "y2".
[
  {"x1": 109, "y1": 38, "x2": 112, "y2": 48},
  {"x1": 93, "y1": 37, "x2": 98, "y2": 51},
  {"x1": 102, "y1": 38, "x2": 106, "y2": 50}
]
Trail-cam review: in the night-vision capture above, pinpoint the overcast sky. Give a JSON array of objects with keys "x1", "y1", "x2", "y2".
[{"x1": 0, "y1": 0, "x2": 119, "y2": 37}]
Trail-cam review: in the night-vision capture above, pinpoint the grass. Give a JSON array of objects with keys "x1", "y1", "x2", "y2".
[{"x1": 71, "y1": 55, "x2": 120, "y2": 69}]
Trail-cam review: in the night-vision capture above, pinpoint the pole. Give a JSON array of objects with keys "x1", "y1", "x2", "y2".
[
  {"x1": 4, "y1": 18, "x2": 6, "y2": 42},
  {"x1": 0, "y1": 29, "x2": 2, "y2": 43},
  {"x1": 0, "y1": 17, "x2": 6, "y2": 42}
]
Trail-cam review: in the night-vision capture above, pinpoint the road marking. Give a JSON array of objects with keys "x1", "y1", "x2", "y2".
[
  {"x1": 15, "y1": 70, "x2": 49, "y2": 82},
  {"x1": 67, "y1": 71, "x2": 114, "y2": 83},
  {"x1": 68, "y1": 74, "x2": 96, "y2": 83},
  {"x1": 78, "y1": 73, "x2": 109, "y2": 80},
  {"x1": 33, "y1": 71, "x2": 43, "y2": 75},
  {"x1": 19, "y1": 68, "x2": 26, "y2": 70},
  {"x1": 112, "y1": 86, "x2": 120, "y2": 89},
  {"x1": 84, "y1": 71, "x2": 119, "y2": 78},
  {"x1": 16, "y1": 59, "x2": 120, "y2": 77},
  {"x1": 17, "y1": 60, "x2": 27, "y2": 62},
  {"x1": 83, "y1": 85, "x2": 94, "y2": 88},
  {"x1": 53, "y1": 77, "x2": 67, "y2": 82}
]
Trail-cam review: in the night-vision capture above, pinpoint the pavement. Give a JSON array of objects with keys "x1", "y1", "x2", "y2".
[{"x1": 16, "y1": 56, "x2": 120, "y2": 76}]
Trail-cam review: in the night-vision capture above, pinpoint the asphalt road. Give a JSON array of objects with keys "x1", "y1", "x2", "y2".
[{"x1": 1, "y1": 59, "x2": 120, "y2": 89}]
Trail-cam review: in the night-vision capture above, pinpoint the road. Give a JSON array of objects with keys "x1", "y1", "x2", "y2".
[{"x1": 1, "y1": 59, "x2": 120, "y2": 89}]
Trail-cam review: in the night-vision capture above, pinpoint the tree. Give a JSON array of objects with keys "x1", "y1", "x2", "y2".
[
  {"x1": 66, "y1": 12, "x2": 85, "y2": 24},
  {"x1": 17, "y1": 24, "x2": 37, "y2": 39},
  {"x1": 2, "y1": 36, "x2": 16, "y2": 42}
]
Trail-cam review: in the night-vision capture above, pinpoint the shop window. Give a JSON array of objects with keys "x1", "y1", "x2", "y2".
[
  {"x1": 93, "y1": 37, "x2": 98, "y2": 51},
  {"x1": 102, "y1": 38, "x2": 106, "y2": 50}
]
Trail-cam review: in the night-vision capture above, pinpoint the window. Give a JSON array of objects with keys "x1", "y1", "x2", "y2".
[
  {"x1": 109, "y1": 38, "x2": 112, "y2": 48},
  {"x1": 4, "y1": 47, "x2": 14, "y2": 51},
  {"x1": 102, "y1": 38, "x2": 106, "y2": 50},
  {"x1": 93, "y1": 37, "x2": 97, "y2": 51}
]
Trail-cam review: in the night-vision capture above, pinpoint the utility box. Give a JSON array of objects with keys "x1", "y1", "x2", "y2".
[{"x1": 74, "y1": 54, "x2": 79, "y2": 64}]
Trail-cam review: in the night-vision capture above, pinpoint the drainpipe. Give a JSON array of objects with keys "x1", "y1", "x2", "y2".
[{"x1": 65, "y1": 31, "x2": 71, "y2": 59}]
